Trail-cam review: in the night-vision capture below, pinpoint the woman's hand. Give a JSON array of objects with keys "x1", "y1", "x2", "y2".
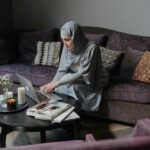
[{"x1": 40, "y1": 82, "x2": 59, "y2": 93}]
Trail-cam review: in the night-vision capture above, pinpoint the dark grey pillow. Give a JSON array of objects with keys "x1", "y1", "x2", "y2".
[
  {"x1": 120, "y1": 47, "x2": 144, "y2": 75},
  {"x1": 100, "y1": 46, "x2": 122, "y2": 72},
  {"x1": 0, "y1": 38, "x2": 16, "y2": 64},
  {"x1": 85, "y1": 33, "x2": 107, "y2": 46}
]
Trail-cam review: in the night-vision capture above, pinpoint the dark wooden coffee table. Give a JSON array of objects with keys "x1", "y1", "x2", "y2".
[{"x1": 0, "y1": 94, "x2": 80, "y2": 147}]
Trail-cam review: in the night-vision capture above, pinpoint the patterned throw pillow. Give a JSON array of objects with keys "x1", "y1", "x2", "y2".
[
  {"x1": 33, "y1": 41, "x2": 61, "y2": 67},
  {"x1": 100, "y1": 46, "x2": 122, "y2": 72},
  {"x1": 132, "y1": 51, "x2": 150, "y2": 84}
]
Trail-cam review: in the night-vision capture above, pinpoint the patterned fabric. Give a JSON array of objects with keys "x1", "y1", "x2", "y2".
[
  {"x1": 100, "y1": 46, "x2": 122, "y2": 72},
  {"x1": 133, "y1": 51, "x2": 150, "y2": 84},
  {"x1": 33, "y1": 41, "x2": 61, "y2": 67}
]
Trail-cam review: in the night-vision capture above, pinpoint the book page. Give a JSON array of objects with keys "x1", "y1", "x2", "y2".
[
  {"x1": 40, "y1": 102, "x2": 71, "y2": 119},
  {"x1": 65, "y1": 112, "x2": 80, "y2": 121},
  {"x1": 27, "y1": 101, "x2": 71, "y2": 120},
  {"x1": 52, "y1": 106, "x2": 75, "y2": 123}
]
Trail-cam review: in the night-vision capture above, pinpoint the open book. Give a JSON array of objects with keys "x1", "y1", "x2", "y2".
[{"x1": 26, "y1": 100, "x2": 75, "y2": 122}]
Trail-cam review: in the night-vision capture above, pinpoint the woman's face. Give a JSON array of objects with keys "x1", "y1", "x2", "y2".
[{"x1": 62, "y1": 36, "x2": 73, "y2": 49}]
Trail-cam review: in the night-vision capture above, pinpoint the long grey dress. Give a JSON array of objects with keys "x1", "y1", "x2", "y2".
[{"x1": 52, "y1": 21, "x2": 108, "y2": 111}]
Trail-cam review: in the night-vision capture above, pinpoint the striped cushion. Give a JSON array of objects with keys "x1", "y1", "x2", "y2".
[{"x1": 33, "y1": 41, "x2": 61, "y2": 66}]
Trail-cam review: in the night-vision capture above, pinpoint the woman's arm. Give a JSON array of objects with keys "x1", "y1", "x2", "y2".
[
  {"x1": 57, "y1": 71, "x2": 82, "y2": 85},
  {"x1": 52, "y1": 48, "x2": 69, "y2": 82}
]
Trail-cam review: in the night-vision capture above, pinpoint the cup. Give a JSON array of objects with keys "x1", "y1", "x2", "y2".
[{"x1": 7, "y1": 98, "x2": 16, "y2": 111}]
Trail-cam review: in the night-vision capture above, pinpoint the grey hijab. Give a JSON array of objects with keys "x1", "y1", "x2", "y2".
[{"x1": 60, "y1": 21, "x2": 87, "y2": 55}]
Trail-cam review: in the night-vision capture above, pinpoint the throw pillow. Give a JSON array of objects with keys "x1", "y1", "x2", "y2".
[
  {"x1": 100, "y1": 46, "x2": 122, "y2": 72},
  {"x1": 33, "y1": 41, "x2": 61, "y2": 67},
  {"x1": 0, "y1": 37, "x2": 17, "y2": 64},
  {"x1": 120, "y1": 47, "x2": 144, "y2": 75},
  {"x1": 132, "y1": 51, "x2": 150, "y2": 84}
]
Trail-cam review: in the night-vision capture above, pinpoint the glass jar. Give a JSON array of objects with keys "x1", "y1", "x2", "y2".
[{"x1": 1, "y1": 87, "x2": 8, "y2": 108}]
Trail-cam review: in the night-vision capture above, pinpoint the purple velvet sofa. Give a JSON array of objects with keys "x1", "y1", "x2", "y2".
[
  {"x1": 1, "y1": 118, "x2": 150, "y2": 150},
  {"x1": 0, "y1": 26, "x2": 150, "y2": 124},
  {"x1": 82, "y1": 27, "x2": 150, "y2": 124}
]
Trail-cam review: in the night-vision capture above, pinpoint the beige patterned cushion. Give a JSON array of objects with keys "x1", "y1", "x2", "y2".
[
  {"x1": 100, "y1": 46, "x2": 122, "y2": 71},
  {"x1": 133, "y1": 51, "x2": 150, "y2": 84},
  {"x1": 33, "y1": 41, "x2": 61, "y2": 67}
]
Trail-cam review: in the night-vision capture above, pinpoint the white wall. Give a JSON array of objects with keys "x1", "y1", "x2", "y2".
[
  {"x1": 13, "y1": 0, "x2": 150, "y2": 36},
  {"x1": 0, "y1": 0, "x2": 13, "y2": 32}
]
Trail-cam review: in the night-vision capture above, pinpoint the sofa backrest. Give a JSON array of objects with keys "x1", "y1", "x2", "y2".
[
  {"x1": 106, "y1": 31, "x2": 150, "y2": 52},
  {"x1": 0, "y1": 33, "x2": 18, "y2": 64},
  {"x1": 82, "y1": 26, "x2": 113, "y2": 37},
  {"x1": 82, "y1": 26, "x2": 113, "y2": 47},
  {"x1": 17, "y1": 28, "x2": 60, "y2": 64},
  {"x1": 82, "y1": 26, "x2": 150, "y2": 78},
  {"x1": 2, "y1": 136, "x2": 150, "y2": 150}
]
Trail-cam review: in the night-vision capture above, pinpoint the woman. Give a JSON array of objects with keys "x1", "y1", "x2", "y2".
[{"x1": 40, "y1": 21, "x2": 108, "y2": 111}]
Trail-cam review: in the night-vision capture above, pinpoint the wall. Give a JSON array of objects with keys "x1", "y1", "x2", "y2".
[
  {"x1": 0, "y1": 0, "x2": 13, "y2": 33},
  {"x1": 13, "y1": 0, "x2": 150, "y2": 36}
]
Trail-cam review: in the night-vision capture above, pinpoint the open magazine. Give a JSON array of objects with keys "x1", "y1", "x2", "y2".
[{"x1": 26, "y1": 100, "x2": 78, "y2": 123}]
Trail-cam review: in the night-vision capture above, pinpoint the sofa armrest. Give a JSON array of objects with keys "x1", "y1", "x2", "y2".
[
  {"x1": 85, "y1": 133, "x2": 96, "y2": 142},
  {"x1": 130, "y1": 118, "x2": 150, "y2": 137},
  {"x1": 4, "y1": 136, "x2": 150, "y2": 150},
  {"x1": 90, "y1": 136, "x2": 150, "y2": 150},
  {"x1": 7, "y1": 140, "x2": 84, "y2": 150}
]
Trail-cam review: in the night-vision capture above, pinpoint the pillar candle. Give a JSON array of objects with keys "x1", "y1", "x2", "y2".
[{"x1": 18, "y1": 87, "x2": 26, "y2": 104}]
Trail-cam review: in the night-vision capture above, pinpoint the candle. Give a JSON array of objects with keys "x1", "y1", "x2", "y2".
[{"x1": 18, "y1": 87, "x2": 26, "y2": 104}]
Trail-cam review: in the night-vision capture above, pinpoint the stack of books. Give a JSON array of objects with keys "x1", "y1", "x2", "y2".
[{"x1": 26, "y1": 100, "x2": 80, "y2": 123}]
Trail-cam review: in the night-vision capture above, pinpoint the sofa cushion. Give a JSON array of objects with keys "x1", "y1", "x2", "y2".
[
  {"x1": 0, "y1": 64, "x2": 57, "y2": 86},
  {"x1": 130, "y1": 118, "x2": 150, "y2": 137},
  {"x1": 120, "y1": 47, "x2": 144, "y2": 76},
  {"x1": 18, "y1": 28, "x2": 59, "y2": 64},
  {"x1": 33, "y1": 41, "x2": 61, "y2": 67},
  {"x1": 106, "y1": 31, "x2": 150, "y2": 52},
  {"x1": 100, "y1": 46, "x2": 123, "y2": 73},
  {"x1": 103, "y1": 80, "x2": 150, "y2": 103},
  {"x1": 132, "y1": 51, "x2": 150, "y2": 84},
  {"x1": 85, "y1": 33, "x2": 107, "y2": 46}
]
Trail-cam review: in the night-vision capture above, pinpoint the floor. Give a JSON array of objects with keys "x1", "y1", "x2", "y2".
[{"x1": 5, "y1": 116, "x2": 133, "y2": 147}]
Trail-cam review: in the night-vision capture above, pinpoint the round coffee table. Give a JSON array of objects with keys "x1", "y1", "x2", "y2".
[{"x1": 0, "y1": 95, "x2": 80, "y2": 147}]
